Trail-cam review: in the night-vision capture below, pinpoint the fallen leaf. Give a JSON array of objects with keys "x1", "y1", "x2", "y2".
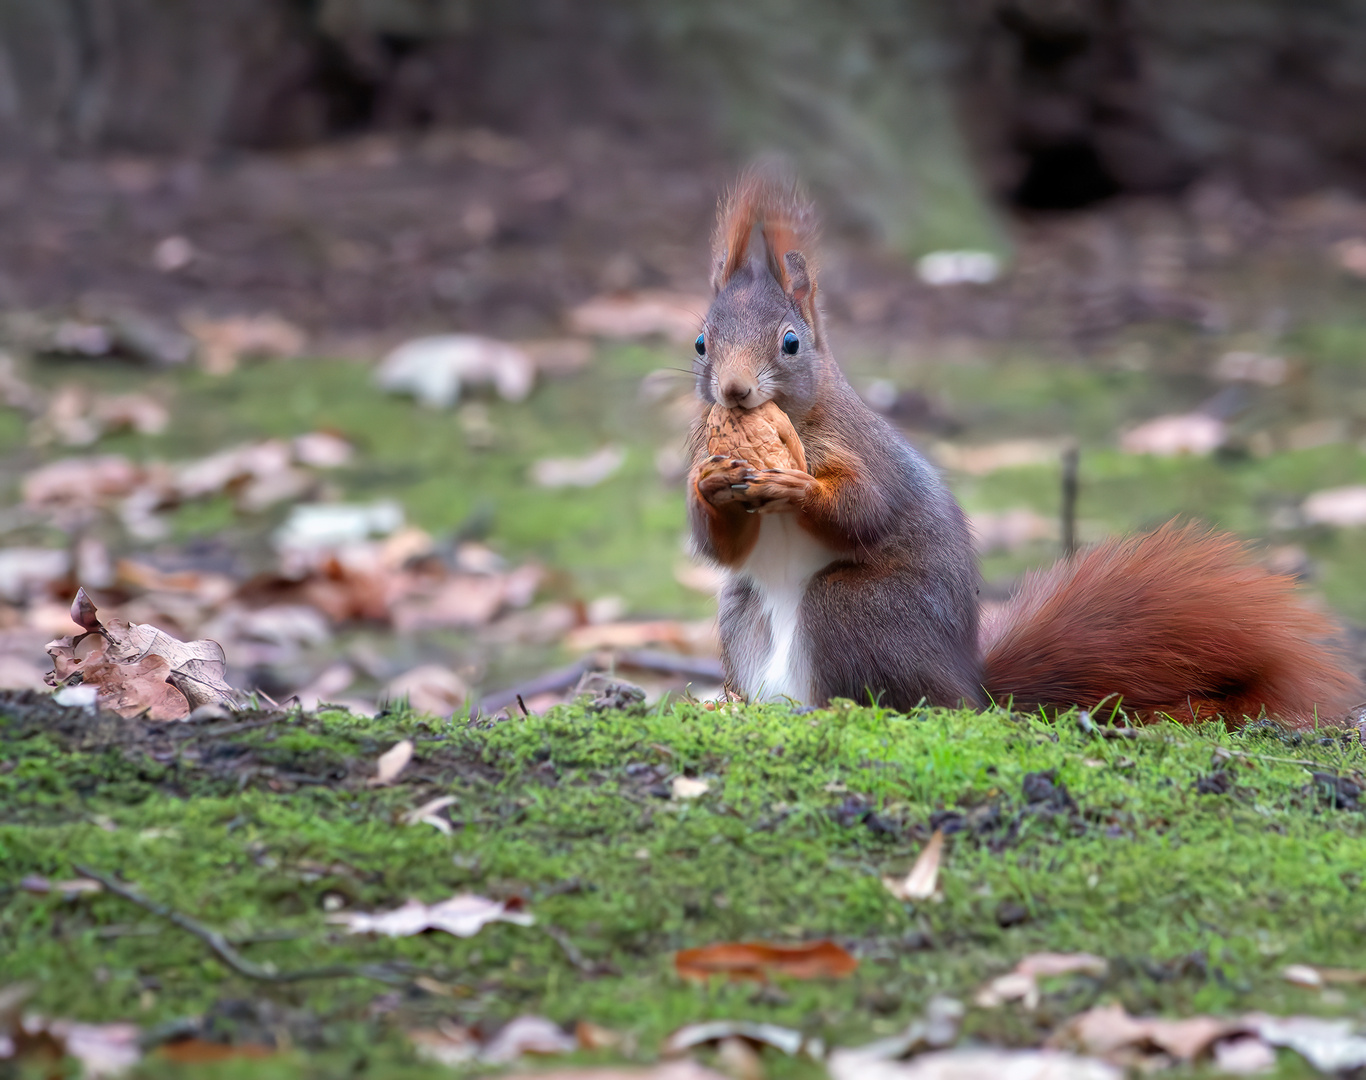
[
  {"x1": 662, "y1": 1020, "x2": 808, "y2": 1057},
  {"x1": 969, "y1": 510, "x2": 1058, "y2": 556},
  {"x1": 375, "y1": 334, "x2": 535, "y2": 407},
  {"x1": 0, "y1": 547, "x2": 70, "y2": 604},
  {"x1": 370, "y1": 739, "x2": 414, "y2": 786},
  {"x1": 836, "y1": 997, "x2": 965, "y2": 1065},
  {"x1": 385, "y1": 664, "x2": 468, "y2": 715},
  {"x1": 1287, "y1": 964, "x2": 1366, "y2": 986},
  {"x1": 481, "y1": 1016, "x2": 578, "y2": 1064},
  {"x1": 827, "y1": 1048, "x2": 1119, "y2": 1080},
  {"x1": 184, "y1": 313, "x2": 306, "y2": 375},
  {"x1": 19, "y1": 875, "x2": 103, "y2": 897},
  {"x1": 717, "y1": 1037, "x2": 765, "y2": 1080},
  {"x1": 403, "y1": 795, "x2": 458, "y2": 834},
  {"x1": 671, "y1": 776, "x2": 710, "y2": 800},
  {"x1": 1050, "y1": 1002, "x2": 1242, "y2": 1062},
  {"x1": 564, "y1": 619, "x2": 717, "y2": 654},
  {"x1": 1, "y1": 1017, "x2": 142, "y2": 1078},
  {"x1": 575, "y1": 1021, "x2": 624, "y2": 1051},
  {"x1": 495, "y1": 1066, "x2": 729, "y2": 1080},
  {"x1": 530, "y1": 445, "x2": 626, "y2": 488},
  {"x1": 328, "y1": 893, "x2": 534, "y2": 937},
  {"x1": 1120, "y1": 414, "x2": 1225, "y2": 456},
  {"x1": 1212, "y1": 1036, "x2": 1276, "y2": 1075},
  {"x1": 22, "y1": 455, "x2": 142, "y2": 509},
  {"x1": 916, "y1": 250, "x2": 1001, "y2": 285},
  {"x1": 408, "y1": 1022, "x2": 479, "y2": 1066},
  {"x1": 45, "y1": 589, "x2": 244, "y2": 719},
  {"x1": 674, "y1": 940, "x2": 857, "y2": 982},
  {"x1": 1214, "y1": 351, "x2": 1288, "y2": 386},
  {"x1": 273, "y1": 501, "x2": 406, "y2": 552},
  {"x1": 975, "y1": 953, "x2": 1107, "y2": 1009},
  {"x1": 1281, "y1": 964, "x2": 1323, "y2": 988},
  {"x1": 156, "y1": 1039, "x2": 274, "y2": 1064},
  {"x1": 292, "y1": 431, "x2": 354, "y2": 468},
  {"x1": 567, "y1": 290, "x2": 708, "y2": 342},
  {"x1": 1249, "y1": 1014, "x2": 1366, "y2": 1072},
  {"x1": 1302, "y1": 486, "x2": 1366, "y2": 527},
  {"x1": 884, "y1": 830, "x2": 944, "y2": 901},
  {"x1": 933, "y1": 440, "x2": 1068, "y2": 476}
]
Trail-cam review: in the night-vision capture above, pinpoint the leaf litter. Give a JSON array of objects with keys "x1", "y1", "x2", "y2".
[{"x1": 327, "y1": 893, "x2": 534, "y2": 938}]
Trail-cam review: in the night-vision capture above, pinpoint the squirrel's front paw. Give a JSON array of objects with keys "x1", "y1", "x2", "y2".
[
  {"x1": 742, "y1": 468, "x2": 816, "y2": 513},
  {"x1": 693, "y1": 455, "x2": 758, "y2": 507}
]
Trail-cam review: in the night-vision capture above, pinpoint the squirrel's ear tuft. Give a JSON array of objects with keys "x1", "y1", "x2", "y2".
[
  {"x1": 784, "y1": 250, "x2": 818, "y2": 329},
  {"x1": 711, "y1": 167, "x2": 819, "y2": 297}
]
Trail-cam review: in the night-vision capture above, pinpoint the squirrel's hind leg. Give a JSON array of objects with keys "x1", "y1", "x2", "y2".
[{"x1": 802, "y1": 558, "x2": 983, "y2": 711}]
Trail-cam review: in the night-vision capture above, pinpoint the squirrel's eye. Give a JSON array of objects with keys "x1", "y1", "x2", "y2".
[
  {"x1": 782, "y1": 330, "x2": 800, "y2": 355},
  {"x1": 694, "y1": 334, "x2": 706, "y2": 357}
]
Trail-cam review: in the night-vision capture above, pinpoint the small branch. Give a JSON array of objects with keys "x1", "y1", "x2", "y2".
[
  {"x1": 74, "y1": 863, "x2": 411, "y2": 986},
  {"x1": 541, "y1": 923, "x2": 618, "y2": 978},
  {"x1": 1060, "y1": 444, "x2": 1079, "y2": 559}
]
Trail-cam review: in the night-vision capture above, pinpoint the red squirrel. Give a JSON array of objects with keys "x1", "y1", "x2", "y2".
[{"x1": 687, "y1": 172, "x2": 1363, "y2": 727}]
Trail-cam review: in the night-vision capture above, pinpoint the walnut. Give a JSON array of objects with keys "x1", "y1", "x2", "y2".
[{"x1": 706, "y1": 400, "x2": 807, "y2": 473}]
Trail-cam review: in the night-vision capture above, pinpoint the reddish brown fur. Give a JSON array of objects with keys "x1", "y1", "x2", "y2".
[
  {"x1": 712, "y1": 171, "x2": 821, "y2": 330},
  {"x1": 982, "y1": 521, "x2": 1363, "y2": 727}
]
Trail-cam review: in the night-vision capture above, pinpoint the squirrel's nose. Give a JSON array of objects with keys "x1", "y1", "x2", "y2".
[{"x1": 718, "y1": 377, "x2": 759, "y2": 409}]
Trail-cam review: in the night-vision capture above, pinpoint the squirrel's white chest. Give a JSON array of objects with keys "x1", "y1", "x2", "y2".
[{"x1": 728, "y1": 515, "x2": 838, "y2": 703}]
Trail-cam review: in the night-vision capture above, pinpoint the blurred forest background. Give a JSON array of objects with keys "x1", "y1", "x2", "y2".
[{"x1": 4, "y1": 0, "x2": 1366, "y2": 712}]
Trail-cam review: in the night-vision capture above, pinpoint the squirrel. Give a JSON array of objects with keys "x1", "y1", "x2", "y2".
[{"x1": 687, "y1": 171, "x2": 1363, "y2": 727}]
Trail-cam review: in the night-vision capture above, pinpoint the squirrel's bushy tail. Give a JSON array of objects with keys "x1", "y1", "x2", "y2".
[{"x1": 981, "y1": 521, "x2": 1362, "y2": 727}]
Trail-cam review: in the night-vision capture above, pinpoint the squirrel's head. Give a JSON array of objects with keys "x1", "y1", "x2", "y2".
[{"x1": 695, "y1": 171, "x2": 824, "y2": 416}]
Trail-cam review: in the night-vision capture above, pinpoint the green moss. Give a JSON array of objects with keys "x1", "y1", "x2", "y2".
[{"x1": 3, "y1": 699, "x2": 1366, "y2": 1077}]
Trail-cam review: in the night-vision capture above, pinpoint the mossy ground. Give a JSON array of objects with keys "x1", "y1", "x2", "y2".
[{"x1": 3, "y1": 693, "x2": 1365, "y2": 1078}]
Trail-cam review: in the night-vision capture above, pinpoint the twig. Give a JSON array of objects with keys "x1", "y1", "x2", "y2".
[
  {"x1": 617, "y1": 649, "x2": 725, "y2": 682},
  {"x1": 74, "y1": 863, "x2": 412, "y2": 986},
  {"x1": 474, "y1": 658, "x2": 600, "y2": 716},
  {"x1": 541, "y1": 924, "x2": 618, "y2": 978},
  {"x1": 1060, "y1": 444, "x2": 1079, "y2": 559}
]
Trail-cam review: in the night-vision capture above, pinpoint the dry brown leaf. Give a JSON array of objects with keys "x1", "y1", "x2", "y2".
[
  {"x1": 884, "y1": 830, "x2": 944, "y2": 901},
  {"x1": 45, "y1": 588, "x2": 244, "y2": 719},
  {"x1": 1247, "y1": 1014, "x2": 1366, "y2": 1072},
  {"x1": 408, "y1": 1022, "x2": 479, "y2": 1066},
  {"x1": 671, "y1": 776, "x2": 710, "y2": 800},
  {"x1": 1, "y1": 1016, "x2": 142, "y2": 1078},
  {"x1": 155, "y1": 1039, "x2": 274, "y2": 1064},
  {"x1": 480, "y1": 1016, "x2": 577, "y2": 1064},
  {"x1": 827, "y1": 1048, "x2": 1120, "y2": 1080},
  {"x1": 1050, "y1": 1002, "x2": 1244, "y2": 1062},
  {"x1": 1284, "y1": 964, "x2": 1366, "y2": 986},
  {"x1": 370, "y1": 739, "x2": 413, "y2": 786},
  {"x1": 496, "y1": 1066, "x2": 729, "y2": 1080},
  {"x1": 375, "y1": 334, "x2": 535, "y2": 407},
  {"x1": 1120, "y1": 414, "x2": 1225, "y2": 456},
  {"x1": 975, "y1": 953, "x2": 1107, "y2": 1009},
  {"x1": 717, "y1": 1037, "x2": 766, "y2": 1080},
  {"x1": 567, "y1": 290, "x2": 708, "y2": 342},
  {"x1": 19, "y1": 875, "x2": 103, "y2": 897},
  {"x1": 184, "y1": 313, "x2": 306, "y2": 375},
  {"x1": 1212, "y1": 1036, "x2": 1276, "y2": 1075},
  {"x1": 530, "y1": 445, "x2": 626, "y2": 488},
  {"x1": 328, "y1": 893, "x2": 534, "y2": 937},
  {"x1": 384, "y1": 665, "x2": 468, "y2": 716},
  {"x1": 1302, "y1": 486, "x2": 1366, "y2": 528},
  {"x1": 674, "y1": 940, "x2": 857, "y2": 982},
  {"x1": 403, "y1": 795, "x2": 458, "y2": 834},
  {"x1": 662, "y1": 1020, "x2": 808, "y2": 1057},
  {"x1": 575, "y1": 1021, "x2": 624, "y2": 1051},
  {"x1": 22, "y1": 455, "x2": 143, "y2": 509}
]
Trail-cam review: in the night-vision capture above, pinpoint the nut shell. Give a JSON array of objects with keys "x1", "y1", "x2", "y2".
[{"x1": 706, "y1": 400, "x2": 807, "y2": 473}]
